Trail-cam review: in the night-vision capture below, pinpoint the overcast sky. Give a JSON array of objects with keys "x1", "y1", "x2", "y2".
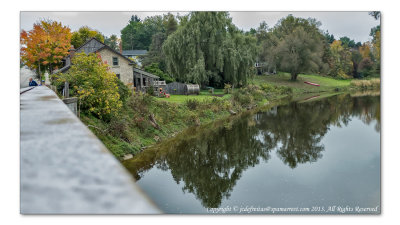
[{"x1": 20, "y1": 11, "x2": 380, "y2": 43}]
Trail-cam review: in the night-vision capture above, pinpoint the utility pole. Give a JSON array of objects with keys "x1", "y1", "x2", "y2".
[{"x1": 38, "y1": 59, "x2": 42, "y2": 85}]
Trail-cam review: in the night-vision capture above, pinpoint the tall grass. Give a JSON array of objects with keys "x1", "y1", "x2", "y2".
[{"x1": 350, "y1": 79, "x2": 380, "y2": 90}]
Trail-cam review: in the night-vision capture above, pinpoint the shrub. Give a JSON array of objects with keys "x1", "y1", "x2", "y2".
[
  {"x1": 128, "y1": 92, "x2": 154, "y2": 115},
  {"x1": 144, "y1": 63, "x2": 175, "y2": 83},
  {"x1": 108, "y1": 116, "x2": 131, "y2": 142},
  {"x1": 185, "y1": 98, "x2": 200, "y2": 110},
  {"x1": 58, "y1": 53, "x2": 122, "y2": 120},
  {"x1": 116, "y1": 78, "x2": 130, "y2": 103},
  {"x1": 224, "y1": 83, "x2": 232, "y2": 94},
  {"x1": 232, "y1": 88, "x2": 255, "y2": 107},
  {"x1": 358, "y1": 58, "x2": 374, "y2": 77},
  {"x1": 186, "y1": 111, "x2": 200, "y2": 126},
  {"x1": 337, "y1": 70, "x2": 352, "y2": 80},
  {"x1": 260, "y1": 83, "x2": 293, "y2": 95},
  {"x1": 260, "y1": 83, "x2": 276, "y2": 93},
  {"x1": 146, "y1": 85, "x2": 155, "y2": 95}
]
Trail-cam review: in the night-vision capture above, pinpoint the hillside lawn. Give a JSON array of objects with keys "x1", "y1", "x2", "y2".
[
  {"x1": 156, "y1": 89, "x2": 231, "y2": 104},
  {"x1": 156, "y1": 72, "x2": 353, "y2": 104},
  {"x1": 251, "y1": 72, "x2": 352, "y2": 94}
]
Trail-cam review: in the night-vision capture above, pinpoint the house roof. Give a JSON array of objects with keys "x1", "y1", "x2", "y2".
[
  {"x1": 73, "y1": 37, "x2": 104, "y2": 54},
  {"x1": 81, "y1": 38, "x2": 134, "y2": 64},
  {"x1": 122, "y1": 50, "x2": 148, "y2": 56},
  {"x1": 133, "y1": 68, "x2": 159, "y2": 79},
  {"x1": 54, "y1": 38, "x2": 134, "y2": 73}
]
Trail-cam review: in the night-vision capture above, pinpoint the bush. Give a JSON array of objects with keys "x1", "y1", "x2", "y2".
[
  {"x1": 128, "y1": 92, "x2": 154, "y2": 115},
  {"x1": 358, "y1": 58, "x2": 374, "y2": 77},
  {"x1": 260, "y1": 83, "x2": 293, "y2": 95},
  {"x1": 224, "y1": 83, "x2": 232, "y2": 94},
  {"x1": 116, "y1": 78, "x2": 130, "y2": 103},
  {"x1": 186, "y1": 111, "x2": 200, "y2": 126},
  {"x1": 108, "y1": 116, "x2": 131, "y2": 142},
  {"x1": 57, "y1": 53, "x2": 123, "y2": 120},
  {"x1": 232, "y1": 88, "x2": 255, "y2": 107},
  {"x1": 337, "y1": 70, "x2": 352, "y2": 80},
  {"x1": 185, "y1": 99, "x2": 200, "y2": 110},
  {"x1": 144, "y1": 63, "x2": 175, "y2": 83},
  {"x1": 146, "y1": 85, "x2": 155, "y2": 95},
  {"x1": 260, "y1": 83, "x2": 276, "y2": 93}
]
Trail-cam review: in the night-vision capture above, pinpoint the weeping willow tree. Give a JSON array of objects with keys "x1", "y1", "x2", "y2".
[{"x1": 163, "y1": 12, "x2": 257, "y2": 87}]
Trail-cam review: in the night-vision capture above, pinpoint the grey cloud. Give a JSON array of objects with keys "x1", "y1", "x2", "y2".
[{"x1": 21, "y1": 11, "x2": 380, "y2": 43}]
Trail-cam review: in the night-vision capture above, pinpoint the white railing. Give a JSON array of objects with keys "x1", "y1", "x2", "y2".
[{"x1": 153, "y1": 80, "x2": 166, "y2": 86}]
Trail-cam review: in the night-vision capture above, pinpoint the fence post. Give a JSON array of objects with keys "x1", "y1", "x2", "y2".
[{"x1": 64, "y1": 81, "x2": 69, "y2": 98}]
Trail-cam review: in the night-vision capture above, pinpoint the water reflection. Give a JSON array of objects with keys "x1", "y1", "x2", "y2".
[{"x1": 123, "y1": 93, "x2": 380, "y2": 209}]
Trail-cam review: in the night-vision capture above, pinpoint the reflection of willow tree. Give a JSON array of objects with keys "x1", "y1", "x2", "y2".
[
  {"x1": 157, "y1": 115, "x2": 272, "y2": 208},
  {"x1": 123, "y1": 94, "x2": 380, "y2": 208},
  {"x1": 124, "y1": 114, "x2": 272, "y2": 208}
]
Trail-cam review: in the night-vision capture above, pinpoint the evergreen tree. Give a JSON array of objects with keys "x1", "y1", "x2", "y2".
[{"x1": 120, "y1": 15, "x2": 164, "y2": 50}]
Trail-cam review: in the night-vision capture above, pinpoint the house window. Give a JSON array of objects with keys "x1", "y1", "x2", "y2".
[
  {"x1": 112, "y1": 57, "x2": 118, "y2": 66},
  {"x1": 116, "y1": 74, "x2": 120, "y2": 80}
]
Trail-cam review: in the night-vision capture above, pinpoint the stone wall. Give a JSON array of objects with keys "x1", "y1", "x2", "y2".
[
  {"x1": 20, "y1": 86, "x2": 160, "y2": 214},
  {"x1": 99, "y1": 48, "x2": 133, "y2": 86}
]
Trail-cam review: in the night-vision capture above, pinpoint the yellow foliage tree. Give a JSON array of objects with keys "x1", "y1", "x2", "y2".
[
  {"x1": 55, "y1": 53, "x2": 122, "y2": 120},
  {"x1": 372, "y1": 31, "x2": 380, "y2": 62},
  {"x1": 329, "y1": 40, "x2": 353, "y2": 78},
  {"x1": 359, "y1": 42, "x2": 372, "y2": 59}
]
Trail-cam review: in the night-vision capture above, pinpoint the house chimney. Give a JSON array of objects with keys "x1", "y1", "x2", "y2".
[
  {"x1": 119, "y1": 41, "x2": 123, "y2": 54},
  {"x1": 69, "y1": 45, "x2": 76, "y2": 58}
]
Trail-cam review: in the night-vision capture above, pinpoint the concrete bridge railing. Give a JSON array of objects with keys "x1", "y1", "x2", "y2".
[{"x1": 20, "y1": 86, "x2": 160, "y2": 214}]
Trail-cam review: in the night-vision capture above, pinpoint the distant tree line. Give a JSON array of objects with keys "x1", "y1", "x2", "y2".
[
  {"x1": 21, "y1": 12, "x2": 381, "y2": 87},
  {"x1": 253, "y1": 13, "x2": 380, "y2": 80}
]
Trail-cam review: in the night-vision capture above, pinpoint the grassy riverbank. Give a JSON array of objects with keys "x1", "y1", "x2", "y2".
[
  {"x1": 252, "y1": 72, "x2": 351, "y2": 94},
  {"x1": 82, "y1": 73, "x2": 380, "y2": 160}
]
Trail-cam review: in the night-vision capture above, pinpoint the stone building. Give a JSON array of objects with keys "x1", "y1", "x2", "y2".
[{"x1": 55, "y1": 38, "x2": 159, "y2": 89}]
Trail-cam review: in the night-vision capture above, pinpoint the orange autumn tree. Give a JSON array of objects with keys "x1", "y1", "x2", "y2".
[{"x1": 20, "y1": 20, "x2": 72, "y2": 79}]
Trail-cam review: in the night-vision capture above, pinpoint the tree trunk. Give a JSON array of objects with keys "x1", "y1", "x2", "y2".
[{"x1": 290, "y1": 72, "x2": 298, "y2": 81}]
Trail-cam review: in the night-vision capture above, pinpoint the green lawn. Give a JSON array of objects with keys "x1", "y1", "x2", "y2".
[
  {"x1": 156, "y1": 93, "x2": 231, "y2": 104},
  {"x1": 199, "y1": 88, "x2": 225, "y2": 95},
  {"x1": 251, "y1": 72, "x2": 351, "y2": 94},
  {"x1": 157, "y1": 73, "x2": 355, "y2": 104}
]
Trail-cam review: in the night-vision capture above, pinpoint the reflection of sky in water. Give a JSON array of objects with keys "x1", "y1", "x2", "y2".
[
  {"x1": 221, "y1": 117, "x2": 380, "y2": 210},
  {"x1": 134, "y1": 96, "x2": 380, "y2": 214}
]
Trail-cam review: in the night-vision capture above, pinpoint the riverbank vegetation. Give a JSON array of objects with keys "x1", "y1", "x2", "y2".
[
  {"x1": 350, "y1": 78, "x2": 381, "y2": 90},
  {"x1": 21, "y1": 12, "x2": 380, "y2": 160},
  {"x1": 80, "y1": 81, "x2": 294, "y2": 159},
  {"x1": 80, "y1": 72, "x2": 380, "y2": 159}
]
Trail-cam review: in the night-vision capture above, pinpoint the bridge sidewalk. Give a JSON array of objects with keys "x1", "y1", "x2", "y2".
[{"x1": 20, "y1": 86, "x2": 160, "y2": 214}]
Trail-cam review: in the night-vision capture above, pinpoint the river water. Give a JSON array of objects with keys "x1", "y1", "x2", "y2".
[{"x1": 123, "y1": 93, "x2": 381, "y2": 214}]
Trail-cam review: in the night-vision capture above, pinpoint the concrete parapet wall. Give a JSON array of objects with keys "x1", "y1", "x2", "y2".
[{"x1": 20, "y1": 86, "x2": 160, "y2": 214}]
